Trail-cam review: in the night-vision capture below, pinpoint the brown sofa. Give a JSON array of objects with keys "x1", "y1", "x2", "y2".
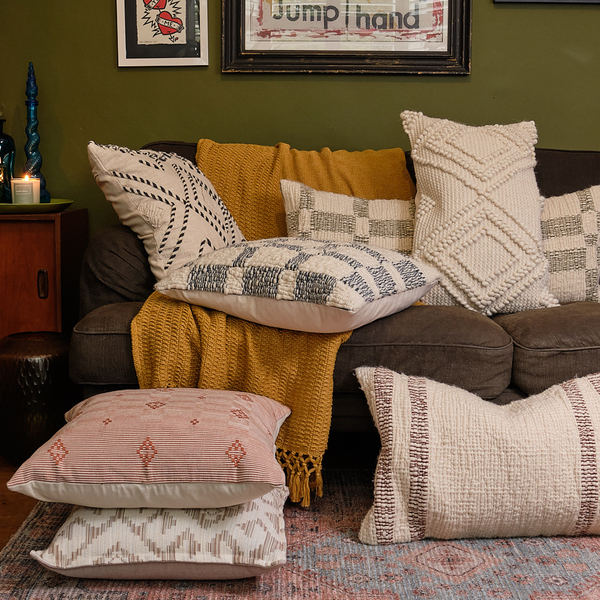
[{"x1": 69, "y1": 140, "x2": 600, "y2": 458}]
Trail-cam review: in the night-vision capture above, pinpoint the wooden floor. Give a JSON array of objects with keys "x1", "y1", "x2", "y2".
[{"x1": 0, "y1": 455, "x2": 38, "y2": 550}]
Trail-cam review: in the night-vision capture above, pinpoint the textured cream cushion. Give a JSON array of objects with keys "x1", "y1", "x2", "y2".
[
  {"x1": 88, "y1": 142, "x2": 245, "y2": 281},
  {"x1": 281, "y1": 179, "x2": 415, "y2": 254},
  {"x1": 8, "y1": 388, "x2": 289, "y2": 509},
  {"x1": 356, "y1": 366, "x2": 600, "y2": 544},
  {"x1": 542, "y1": 186, "x2": 600, "y2": 303},
  {"x1": 401, "y1": 111, "x2": 558, "y2": 315},
  {"x1": 31, "y1": 487, "x2": 288, "y2": 580},
  {"x1": 156, "y1": 238, "x2": 440, "y2": 333}
]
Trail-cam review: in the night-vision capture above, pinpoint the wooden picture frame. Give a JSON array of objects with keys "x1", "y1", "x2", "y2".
[
  {"x1": 222, "y1": 0, "x2": 472, "y2": 74},
  {"x1": 116, "y1": 0, "x2": 208, "y2": 67}
]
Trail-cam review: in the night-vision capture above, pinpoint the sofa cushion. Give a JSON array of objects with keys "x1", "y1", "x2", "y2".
[
  {"x1": 156, "y1": 238, "x2": 440, "y2": 333},
  {"x1": 541, "y1": 186, "x2": 600, "y2": 303},
  {"x1": 493, "y1": 302, "x2": 600, "y2": 395},
  {"x1": 281, "y1": 179, "x2": 415, "y2": 254},
  {"x1": 69, "y1": 302, "x2": 142, "y2": 386},
  {"x1": 31, "y1": 487, "x2": 288, "y2": 580},
  {"x1": 356, "y1": 366, "x2": 600, "y2": 544},
  {"x1": 9, "y1": 388, "x2": 290, "y2": 509},
  {"x1": 402, "y1": 111, "x2": 558, "y2": 315},
  {"x1": 335, "y1": 304, "x2": 513, "y2": 399},
  {"x1": 87, "y1": 142, "x2": 245, "y2": 281}
]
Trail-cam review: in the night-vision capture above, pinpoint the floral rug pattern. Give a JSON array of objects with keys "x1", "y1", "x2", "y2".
[{"x1": 2, "y1": 470, "x2": 600, "y2": 599}]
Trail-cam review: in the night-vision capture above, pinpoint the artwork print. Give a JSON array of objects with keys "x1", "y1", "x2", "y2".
[
  {"x1": 116, "y1": 0, "x2": 208, "y2": 66},
  {"x1": 136, "y1": 0, "x2": 187, "y2": 46},
  {"x1": 245, "y1": 0, "x2": 447, "y2": 52}
]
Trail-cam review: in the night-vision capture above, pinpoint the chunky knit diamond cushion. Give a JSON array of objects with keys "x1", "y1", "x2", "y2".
[
  {"x1": 356, "y1": 366, "x2": 600, "y2": 545},
  {"x1": 31, "y1": 487, "x2": 288, "y2": 580},
  {"x1": 401, "y1": 111, "x2": 559, "y2": 315},
  {"x1": 155, "y1": 238, "x2": 440, "y2": 333},
  {"x1": 88, "y1": 142, "x2": 245, "y2": 281},
  {"x1": 8, "y1": 388, "x2": 290, "y2": 509},
  {"x1": 542, "y1": 185, "x2": 600, "y2": 303},
  {"x1": 281, "y1": 179, "x2": 415, "y2": 254}
]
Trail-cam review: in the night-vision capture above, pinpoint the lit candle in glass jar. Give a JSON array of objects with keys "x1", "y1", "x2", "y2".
[{"x1": 11, "y1": 175, "x2": 40, "y2": 204}]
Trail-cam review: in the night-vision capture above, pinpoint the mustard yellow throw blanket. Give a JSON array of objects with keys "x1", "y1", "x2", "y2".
[{"x1": 131, "y1": 139, "x2": 415, "y2": 506}]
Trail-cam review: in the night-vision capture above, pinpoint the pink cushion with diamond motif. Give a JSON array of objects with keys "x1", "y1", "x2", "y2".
[{"x1": 8, "y1": 388, "x2": 290, "y2": 508}]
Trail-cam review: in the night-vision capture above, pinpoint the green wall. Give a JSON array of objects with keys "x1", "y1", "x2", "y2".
[{"x1": 1, "y1": 1, "x2": 599, "y2": 233}]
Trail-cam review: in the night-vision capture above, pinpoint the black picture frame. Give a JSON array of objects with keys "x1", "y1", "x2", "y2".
[{"x1": 222, "y1": 0, "x2": 472, "y2": 74}]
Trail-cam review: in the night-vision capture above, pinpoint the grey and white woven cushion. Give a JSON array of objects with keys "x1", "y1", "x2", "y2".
[
  {"x1": 281, "y1": 179, "x2": 415, "y2": 254},
  {"x1": 156, "y1": 238, "x2": 440, "y2": 333},
  {"x1": 542, "y1": 185, "x2": 600, "y2": 303},
  {"x1": 402, "y1": 111, "x2": 559, "y2": 315},
  {"x1": 31, "y1": 487, "x2": 288, "y2": 580},
  {"x1": 87, "y1": 142, "x2": 245, "y2": 281},
  {"x1": 356, "y1": 366, "x2": 600, "y2": 544}
]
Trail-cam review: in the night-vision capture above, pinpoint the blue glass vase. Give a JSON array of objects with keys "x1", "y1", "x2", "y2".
[{"x1": 0, "y1": 119, "x2": 15, "y2": 203}]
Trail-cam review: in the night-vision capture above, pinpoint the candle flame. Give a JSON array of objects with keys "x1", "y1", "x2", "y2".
[{"x1": 23, "y1": 175, "x2": 29, "y2": 181}]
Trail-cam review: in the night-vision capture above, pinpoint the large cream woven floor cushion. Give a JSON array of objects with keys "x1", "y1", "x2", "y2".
[{"x1": 356, "y1": 366, "x2": 600, "y2": 544}]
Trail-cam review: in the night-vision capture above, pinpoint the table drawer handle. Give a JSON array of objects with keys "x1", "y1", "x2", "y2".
[{"x1": 37, "y1": 269, "x2": 48, "y2": 299}]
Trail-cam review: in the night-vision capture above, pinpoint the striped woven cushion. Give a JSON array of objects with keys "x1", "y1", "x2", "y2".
[
  {"x1": 542, "y1": 185, "x2": 600, "y2": 303},
  {"x1": 155, "y1": 238, "x2": 440, "y2": 333},
  {"x1": 281, "y1": 179, "x2": 415, "y2": 254},
  {"x1": 356, "y1": 366, "x2": 600, "y2": 544},
  {"x1": 8, "y1": 388, "x2": 290, "y2": 509}
]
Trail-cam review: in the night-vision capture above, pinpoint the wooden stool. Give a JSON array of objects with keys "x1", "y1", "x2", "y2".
[{"x1": 0, "y1": 332, "x2": 80, "y2": 465}]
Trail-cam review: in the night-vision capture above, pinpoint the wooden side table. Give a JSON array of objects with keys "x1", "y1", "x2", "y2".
[{"x1": 0, "y1": 208, "x2": 88, "y2": 339}]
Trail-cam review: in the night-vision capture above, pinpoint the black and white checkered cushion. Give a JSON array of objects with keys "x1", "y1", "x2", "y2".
[
  {"x1": 88, "y1": 142, "x2": 244, "y2": 281},
  {"x1": 542, "y1": 186, "x2": 600, "y2": 303},
  {"x1": 281, "y1": 180, "x2": 415, "y2": 254},
  {"x1": 156, "y1": 238, "x2": 440, "y2": 333}
]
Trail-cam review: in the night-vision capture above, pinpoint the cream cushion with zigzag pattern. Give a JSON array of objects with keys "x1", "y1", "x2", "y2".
[
  {"x1": 401, "y1": 111, "x2": 559, "y2": 315},
  {"x1": 31, "y1": 487, "x2": 288, "y2": 579},
  {"x1": 88, "y1": 142, "x2": 245, "y2": 281},
  {"x1": 356, "y1": 366, "x2": 600, "y2": 545}
]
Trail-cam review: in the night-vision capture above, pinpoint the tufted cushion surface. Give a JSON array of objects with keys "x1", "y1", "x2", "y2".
[{"x1": 493, "y1": 302, "x2": 600, "y2": 395}]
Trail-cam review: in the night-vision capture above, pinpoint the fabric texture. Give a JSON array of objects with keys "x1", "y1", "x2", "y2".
[
  {"x1": 30, "y1": 487, "x2": 288, "y2": 580},
  {"x1": 155, "y1": 238, "x2": 439, "y2": 333},
  {"x1": 356, "y1": 366, "x2": 600, "y2": 544},
  {"x1": 401, "y1": 111, "x2": 559, "y2": 315},
  {"x1": 281, "y1": 179, "x2": 415, "y2": 254},
  {"x1": 87, "y1": 142, "x2": 244, "y2": 281},
  {"x1": 541, "y1": 185, "x2": 600, "y2": 303},
  {"x1": 8, "y1": 388, "x2": 289, "y2": 509},
  {"x1": 131, "y1": 292, "x2": 352, "y2": 507}
]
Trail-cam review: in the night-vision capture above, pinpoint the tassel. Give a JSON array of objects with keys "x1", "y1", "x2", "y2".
[{"x1": 276, "y1": 448, "x2": 324, "y2": 507}]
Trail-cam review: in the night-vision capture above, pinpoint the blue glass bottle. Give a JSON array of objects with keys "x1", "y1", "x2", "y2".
[{"x1": 0, "y1": 118, "x2": 15, "y2": 203}]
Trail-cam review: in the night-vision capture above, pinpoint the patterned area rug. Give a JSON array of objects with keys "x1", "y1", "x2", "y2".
[{"x1": 3, "y1": 469, "x2": 600, "y2": 599}]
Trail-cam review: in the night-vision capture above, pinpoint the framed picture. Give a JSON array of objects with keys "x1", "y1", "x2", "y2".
[
  {"x1": 116, "y1": 0, "x2": 208, "y2": 66},
  {"x1": 222, "y1": 0, "x2": 471, "y2": 74}
]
